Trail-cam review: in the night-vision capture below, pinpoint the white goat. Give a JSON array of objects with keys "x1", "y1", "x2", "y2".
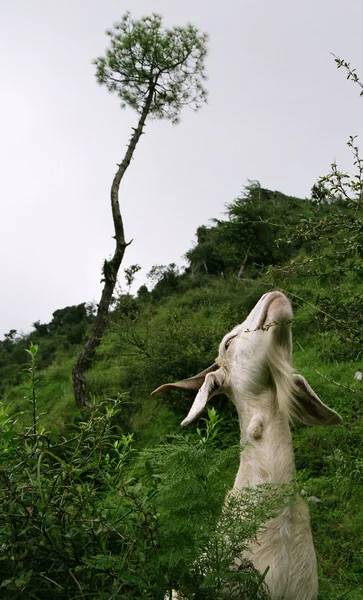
[{"x1": 152, "y1": 291, "x2": 342, "y2": 600}]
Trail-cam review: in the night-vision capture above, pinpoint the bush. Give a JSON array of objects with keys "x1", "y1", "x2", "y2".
[{"x1": 0, "y1": 349, "x2": 276, "y2": 599}]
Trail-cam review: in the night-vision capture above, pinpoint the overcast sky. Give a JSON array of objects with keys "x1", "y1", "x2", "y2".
[{"x1": 1, "y1": 0, "x2": 362, "y2": 338}]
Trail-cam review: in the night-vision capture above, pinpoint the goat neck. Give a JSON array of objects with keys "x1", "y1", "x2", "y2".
[{"x1": 232, "y1": 388, "x2": 296, "y2": 488}]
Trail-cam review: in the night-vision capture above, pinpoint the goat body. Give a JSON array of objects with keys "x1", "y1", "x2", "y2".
[
  {"x1": 235, "y1": 407, "x2": 318, "y2": 599},
  {"x1": 153, "y1": 291, "x2": 342, "y2": 600}
]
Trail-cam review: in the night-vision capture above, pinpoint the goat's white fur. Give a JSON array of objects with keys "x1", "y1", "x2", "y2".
[{"x1": 153, "y1": 291, "x2": 342, "y2": 600}]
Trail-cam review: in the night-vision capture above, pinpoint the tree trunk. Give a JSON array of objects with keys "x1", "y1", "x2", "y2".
[
  {"x1": 237, "y1": 244, "x2": 251, "y2": 279},
  {"x1": 72, "y1": 87, "x2": 154, "y2": 409}
]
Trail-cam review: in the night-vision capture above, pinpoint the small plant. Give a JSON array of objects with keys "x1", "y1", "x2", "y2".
[
  {"x1": 22, "y1": 343, "x2": 39, "y2": 436},
  {"x1": 320, "y1": 56, "x2": 363, "y2": 210}
]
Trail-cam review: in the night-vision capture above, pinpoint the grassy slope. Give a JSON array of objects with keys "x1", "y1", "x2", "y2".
[{"x1": 1, "y1": 202, "x2": 362, "y2": 598}]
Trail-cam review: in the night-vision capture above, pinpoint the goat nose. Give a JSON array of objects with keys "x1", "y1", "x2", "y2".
[{"x1": 255, "y1": 291, "x2": 286, "y2": 329}]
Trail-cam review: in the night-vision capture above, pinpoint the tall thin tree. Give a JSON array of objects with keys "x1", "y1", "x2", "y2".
[{"x1": 72, "y1": 12, "x2": 208, "y2": 408}]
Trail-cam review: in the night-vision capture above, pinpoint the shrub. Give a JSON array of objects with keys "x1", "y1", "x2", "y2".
[{"x1": 0, "y1": 349, "x2": 275, "y2": 599}]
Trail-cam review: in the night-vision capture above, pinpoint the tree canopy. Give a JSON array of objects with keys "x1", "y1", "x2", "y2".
[{"x1": 94, "y1": 12, "x2": 208, "y2": 123}]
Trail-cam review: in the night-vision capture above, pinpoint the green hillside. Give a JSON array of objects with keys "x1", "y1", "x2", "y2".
[{"x1": 0, "y1": 183, "x2": 362, "y2": 598}]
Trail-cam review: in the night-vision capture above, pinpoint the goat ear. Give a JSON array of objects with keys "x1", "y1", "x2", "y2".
[
  {"x1": 151, "y1": 363, "x2": 219, "y2": 395},
  {"x1": 181, "y1": 368, "x2": 226, "y2": 426},
  {"x1": 292, "y1": 374, "x2": 342, "y2": 426}
]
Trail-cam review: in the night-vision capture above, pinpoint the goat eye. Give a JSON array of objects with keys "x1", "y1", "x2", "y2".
[{"x1": 225, "y1": 336, "x2": 236, "y2": 350}]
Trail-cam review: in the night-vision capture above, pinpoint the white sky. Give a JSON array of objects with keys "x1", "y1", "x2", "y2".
[{"x1": 0, "y1": 0, "x2": 362, "y2": 337}]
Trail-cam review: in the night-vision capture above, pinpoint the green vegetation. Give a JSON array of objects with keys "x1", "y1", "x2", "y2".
[
  {"x1": 0, "y1": 354, "x2": 276, "y2": 599},
  {"x1": 1, "y1": 180, "x2": 362, "y2": 598}
]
